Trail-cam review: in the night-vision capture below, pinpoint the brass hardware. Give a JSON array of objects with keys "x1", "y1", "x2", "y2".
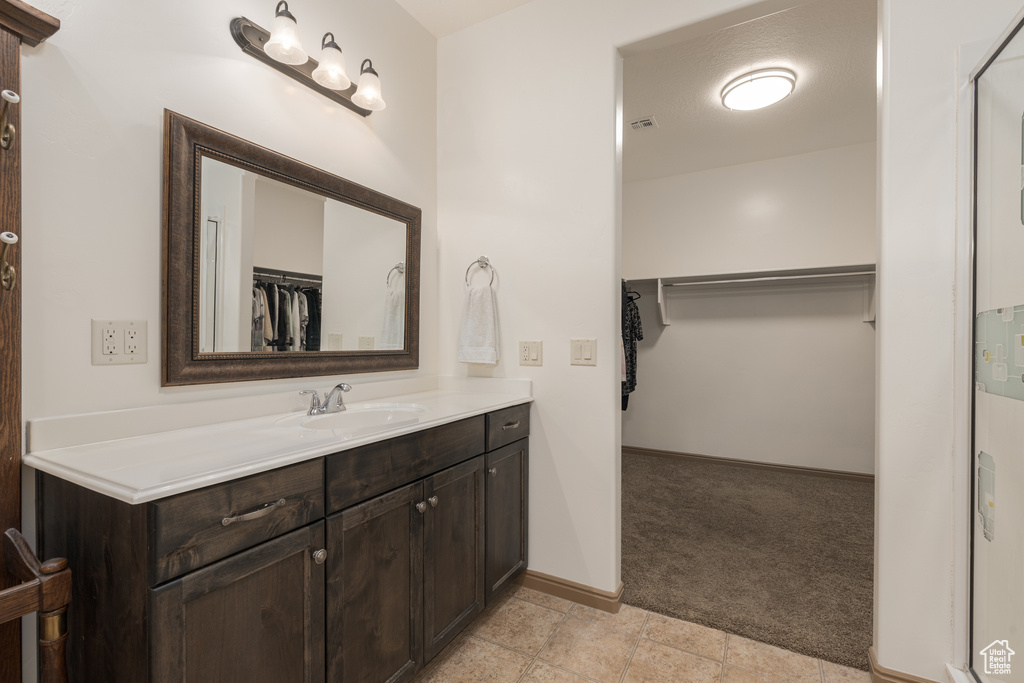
[
  {"x1": 415, "y1": 501, "x2": 427, "y2": 513},
  {"x1": 1, "y1": 232, "x2": 16, "y2": 291},
  {"x1": 0, "y1": 90, "x2": 18, "y2": 150},
  {"x1": 488, "y1": 467, "x2": 497, "y2": 477},
  {"x1": 39, "y1": 607, "x2": 67, "y2": 642},
  {"x1": 313, "y1": 548, "x2": 327, "y2": 565},
  {"x1": 222, "y1": 498, "x2": 286, "y2": 526},
  {"x1": 428, "y1": 496, "x2": 438, "y2": 507},
  {"x1": 501, "y1": 421, "x2": 520, "y2": 431}
]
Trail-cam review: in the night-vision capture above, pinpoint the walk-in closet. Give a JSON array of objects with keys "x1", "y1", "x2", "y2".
[{"x1": 619, "y1": 0, "x2": 876, "y2": 671}]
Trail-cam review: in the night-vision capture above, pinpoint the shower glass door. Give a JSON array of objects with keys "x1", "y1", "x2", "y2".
[{"x1": 972, "y1": 16, "x2": 1024, "y2": 683}]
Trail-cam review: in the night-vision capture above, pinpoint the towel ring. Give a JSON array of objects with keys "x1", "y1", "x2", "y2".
[
  {"x1": 386, "y1": 262, "x2": 405, "y2": 287},
  {"x1": 465, "y1": 255, "x2": 496, "y2": 287}
]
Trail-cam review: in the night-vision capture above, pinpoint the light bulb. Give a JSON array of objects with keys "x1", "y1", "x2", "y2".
[
  {"x1": 264, "y1": 1, "x2": 307, "y2": 66},
  {"x1": 352, "y1": 59, "x2": 386, "y2": 111},
  {"x1": 311, "y1": 33, "x2": 351, "y2": 90}
]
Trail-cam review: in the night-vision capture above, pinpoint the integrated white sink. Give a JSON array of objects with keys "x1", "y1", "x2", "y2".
[{"x1": 296, "y1": 403, "x2": 428, "y2": 435}]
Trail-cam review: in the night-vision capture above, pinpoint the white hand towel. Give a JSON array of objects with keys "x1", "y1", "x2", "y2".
[
  {"x1": 458, "y1": 285, "x2": 499, "y2": 364},
  {"x1": 379, "y1": 287, "x2": 405, "y2": 350}
]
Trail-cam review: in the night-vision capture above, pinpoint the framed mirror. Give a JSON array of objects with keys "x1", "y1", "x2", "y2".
[{"x1": 163, "y1": 110, "x2": 420, "y2": 386}]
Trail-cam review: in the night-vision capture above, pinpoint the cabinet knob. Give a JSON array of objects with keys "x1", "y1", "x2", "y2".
[
  {"x1": 313, "y1": 548, "x2": 327, "y2": 565},
  {"x1": 488, "y1": 467, "x2": 497, "y2": 477},
  {"x1": 428, "y1": 496, "x2": 438, "y2": 507},
  {"x1": 415, "y1": 501, "x2": 427, "y2": 513}
]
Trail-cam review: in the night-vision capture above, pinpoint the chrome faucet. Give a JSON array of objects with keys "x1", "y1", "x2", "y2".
[
  {"x1": 299, "y1": 383, "x2": 352, "y2": 415},
  {"x1": 321, "y1": 383, "x2": 352, "y2": 413}
]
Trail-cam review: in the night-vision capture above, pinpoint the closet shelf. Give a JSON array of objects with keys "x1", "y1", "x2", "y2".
[{"x1": 627, "y1": 264, "x2": 876, "y2": 327}]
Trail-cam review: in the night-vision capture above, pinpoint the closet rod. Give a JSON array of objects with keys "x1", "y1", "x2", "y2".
[
  {"x1": 664, "y1": 268, "x2": 874, "y2": 288},
  {"x1": 253, "y1": 266, "x2": 323, "y2": 287}
]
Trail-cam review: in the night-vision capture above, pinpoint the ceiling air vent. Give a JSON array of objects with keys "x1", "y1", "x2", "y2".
[{"x1": 629, "y1": 115, "x2": 658, "y2": 131}]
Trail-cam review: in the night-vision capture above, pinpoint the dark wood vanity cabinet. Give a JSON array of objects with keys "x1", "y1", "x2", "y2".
[
  {"x1": 150, "y1": 522, "x2": 326, "y2": 683},
  {"x1": 37, "y1": 404, "x2": 529, "y2": 683},
  {"x1": 326, "y1": 457, "x2": 485, "y2": 682}
]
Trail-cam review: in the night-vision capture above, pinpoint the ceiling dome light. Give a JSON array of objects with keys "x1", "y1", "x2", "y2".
[
  {"x1": 721, "y1": 68, "x2": 796, "y2": 111},
  {"x1": 265, "y1": 1, "x2": 307, "y2": 65}
]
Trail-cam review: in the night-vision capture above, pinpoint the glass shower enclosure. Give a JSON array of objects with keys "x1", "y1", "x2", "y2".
[{"x1": 972, "y1": 14, "x2": 1024, "y2": 683}]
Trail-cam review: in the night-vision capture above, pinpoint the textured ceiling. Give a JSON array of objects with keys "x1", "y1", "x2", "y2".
[
  {"x1": 393, "y1": 0, "x2": 535, "y2": 38},
  {"x1": 623, "y1": 0, "x2": 877, "y2": 183}
]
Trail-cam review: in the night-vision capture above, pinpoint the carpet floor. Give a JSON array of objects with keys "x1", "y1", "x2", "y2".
[{"x1": 621, "y1": 451, "x2": 874, "y2": 670}]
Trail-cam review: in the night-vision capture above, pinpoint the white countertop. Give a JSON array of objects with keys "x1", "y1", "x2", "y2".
[{"x1": 24, "y1": 389, "x2": 532, "y2": 505}]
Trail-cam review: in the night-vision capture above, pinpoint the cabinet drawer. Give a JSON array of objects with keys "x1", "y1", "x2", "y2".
[
  {"x1": 327, "y1": 416, "x2": 485, "y2": 513},
  {"x1": 486, "y1": 404, "x2": 530, "y2": 451},
  {"x1": 149, "y1": 460, "x2": 324, "y2": 584}
]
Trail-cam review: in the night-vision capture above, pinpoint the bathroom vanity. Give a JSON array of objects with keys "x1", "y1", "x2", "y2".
[{"x1": 28, "y1": 391, "x2": 530, "y2": 683}]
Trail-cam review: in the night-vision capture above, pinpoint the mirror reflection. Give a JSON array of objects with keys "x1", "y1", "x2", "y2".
[{"x1": 198, "y1": 157, "x2": 407, "y2": 354}]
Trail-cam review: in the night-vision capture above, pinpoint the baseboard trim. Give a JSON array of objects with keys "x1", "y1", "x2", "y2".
[
  {"x1": 516, "y1": 570, "x2": 623, "y2": 614},
  {"x1": 622, "y1": 445, "x2": 875, "y2": 484},
  {"x1": 869, "y1": 647, "x2": 941, "y2": 683}
]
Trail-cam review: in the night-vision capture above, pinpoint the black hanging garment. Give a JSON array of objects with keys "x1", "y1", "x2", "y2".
[{"x1": 621, "y1": 282, "x2": 643, "y2": 410}]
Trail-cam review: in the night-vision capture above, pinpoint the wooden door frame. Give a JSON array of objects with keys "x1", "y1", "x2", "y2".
[{"x1": 0, "y1": 2, "x2": 59, "y2": 680}]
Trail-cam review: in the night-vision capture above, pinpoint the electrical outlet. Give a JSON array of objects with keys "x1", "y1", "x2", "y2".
[
  {"x1": 358, "y1": 336, "x2": 375, "y2": 350},
  {"x1": 328, "y1": 334, "x2": 343, "y2": 350},
  {"x1": 92, "y1": 320, "x2": 148, "y2": 365},
  {"x1": 519, "y1": 341, "x2": 543, "y2": 366}
]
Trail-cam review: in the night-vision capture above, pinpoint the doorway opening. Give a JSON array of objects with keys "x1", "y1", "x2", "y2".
[{"x1": 619, "y1": 0, "x2": 877, "y2": 671}]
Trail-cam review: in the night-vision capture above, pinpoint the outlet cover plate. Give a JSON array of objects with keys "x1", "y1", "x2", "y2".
[
  {"x1": 519, "y1": 341, "x2": 543, "y2": 366},
  {"x1": 570, "y1": 338, "x2": 597, "y2": 366},
  {"x1": 92, "y1": 319, "x2": 148, "y2": 365}
]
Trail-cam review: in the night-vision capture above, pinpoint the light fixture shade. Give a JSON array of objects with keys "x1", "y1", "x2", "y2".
[
  {"x1": 352, "y1": 59, "x2": 386, "y2": 111},
  {"x1": 721, "y1": 69, "x2": 796, "y2": 111},
  {"x1": 311, "y1": 33, "x2": 351, "y2": 90},
  {"x1": 264, "y1": 1, "x2": 307, "y2": 65}
]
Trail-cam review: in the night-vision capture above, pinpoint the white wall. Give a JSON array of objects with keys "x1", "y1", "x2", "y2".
[
  {"x1": 622, "y1": 281, "x2": 875, "y2": 474},
  {"x1": 437, "y1": 0, "x2": 798, "y2": 596},
  {"x1": 877, "y1": 0, "x2": 1024, "y2": 680},
  {"x1": 252, "y1": 177, "x2": 325, "y2": 277},
  {"x1": 21, "y1": 0, "x2": 437, "y2": 422},
  {"x1": 622, "y1": 143, "x2": 877, "y2": 279}
]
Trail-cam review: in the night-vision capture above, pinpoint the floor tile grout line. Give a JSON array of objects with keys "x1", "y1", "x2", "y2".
[
  {"x1": 616, "y1": 611, "x2": 650, "y2": 683},
  {"x1": 522, "y1": 600, "x2": 574, "y2": 680}
]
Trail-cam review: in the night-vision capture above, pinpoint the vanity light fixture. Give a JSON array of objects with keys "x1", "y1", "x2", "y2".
[
  {"x1": 721, "y1": 68, "x2": 796, "y2": 111},
  {"x1": 231, "y1": 4, "x2": 386, "y2": 117},
  {"x1": 352, "y1": 59, "x2": 386, "y2": 111},
  {"x1": 311, "y1": 33, "x2": 351, "y2": 90},
  {"x1": 264, "y1": 1, "x2": 306, "y2": 65}
]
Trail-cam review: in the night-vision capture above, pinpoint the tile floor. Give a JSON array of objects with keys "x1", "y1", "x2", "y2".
[{"x1": 413, "y1": 585, "x2": 871, "y2": 683}]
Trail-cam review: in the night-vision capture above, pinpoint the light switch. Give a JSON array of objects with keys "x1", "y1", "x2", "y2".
[
  {"x1": 570, "y1": 338, "x2": 597, "y2": 366},
  {"x1": 519, "y1": 340, "x2": 543, "y2": 366},
  {"x1": 358, "y1": 336, "x2": 375, "y2": 350}
]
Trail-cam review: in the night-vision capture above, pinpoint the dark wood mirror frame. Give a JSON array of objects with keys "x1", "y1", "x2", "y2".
[{"x1": 162, "y1": 110, "x2": 420, "y2": 386}]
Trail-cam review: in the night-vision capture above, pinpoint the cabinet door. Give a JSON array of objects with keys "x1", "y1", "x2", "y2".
[
  {"x1": 485, "y1": 438, "x2": 529, "y2": 604},
  {"x1": 327, "y1": 481, "x2": 424, "y2": 683},
  {"x1": 150, "y1": 521, "x2": 326, "y2": 683},
  {"x1": 423, "y1": 456, "x2": 485, "y2": 661}
]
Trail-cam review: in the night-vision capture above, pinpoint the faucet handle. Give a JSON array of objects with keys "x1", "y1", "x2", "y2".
[{"x1": 299, "y1": 389, "x2": 321, "y2": 415}]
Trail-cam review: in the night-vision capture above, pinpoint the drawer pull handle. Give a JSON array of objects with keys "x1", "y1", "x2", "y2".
[
  {"x1": 313, "y1": 549, "x2": 327, "y2": 565},
  {"x1": 488, "y1": 467, "x2": 497, "y2": 477},
  {"x1": 501, "y1": 421, "x2": 521, "y2": 431},
  {"x1": 415, "y1": 501, "x2": 427, "y2": 513},
  {"x1": 428, "y1": 496, "x2": 438, "y2": 507},
  {"x1": 221, "y1": 498, "x2": 286, "y2": 526}
]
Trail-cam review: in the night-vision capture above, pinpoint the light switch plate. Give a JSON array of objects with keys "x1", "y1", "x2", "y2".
[
  {"x1": 570, "y1": 338, "x2": 597, "y2": 366},
  {"x1": 358, "y1": 336, "x2": 375, "y2": 350},
  {"x1": 91, "y1": 319, "x2": 148, "y2": 365},
  {"x1": 519, "y1": 341, "x2": 543, "y2": 366},
  {"x1": 327, "y1": 334, "x2": 343, "y2": 350}
]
